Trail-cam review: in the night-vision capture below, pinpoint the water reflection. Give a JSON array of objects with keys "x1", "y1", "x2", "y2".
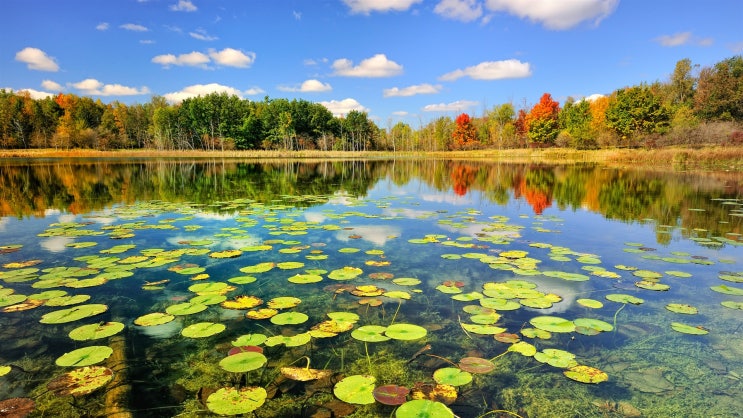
[{"x1": 2, "y1": 159, "x2": 740, "y2": 246}]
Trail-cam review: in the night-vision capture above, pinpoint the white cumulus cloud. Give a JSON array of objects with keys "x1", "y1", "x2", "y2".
[
  {"x1": 434, "y1": 0, "x2": 483, "y2": 22},
  {"x1": 208, "y1": 48, "x2": 255, "y2": 68},
  {"x1": 422, "y1": 100, "x2": 479, "y2": 112},
  {"x1": 439, "y1": 59, "x2": 531, "y2": 81},
  {"x1": 12, "y1": 88, "x2": 55, "y2": 99},
  {"x1": 163, "y1": 83, "x2": 247, "y2": 103},
  {"x1": 152, "y1": 51, "x2": 210, "y2": 68},
  {"x1": 342, "y1": 0, "x2": 422, "y2": 14},
  {"x1": 278, "y1": 79, "x2": 332, "y2": 93},
  {"x1": 15, "y1": 47, "x2": 59, "y2": 72},
  {"x1": 71, "y1": 78, "x2": 150, "y2": 96},
  {"x1": 332, "y1": 54, "x2": 403, "y2": 77},
  {"x1": 170, "y1": 0, "x2": 197, "y2": 12},
  {"x1": 484, "y1": 0, "x2": 618, "y2": 30},
  {"x1": 319, "y1": 98, "x2": 368, "y2": 116},
  {"x1": 383, "y1": 83, "x2": 442, "y2": 97},
  {"x1": 41, "y1": 80, "x2": 63, "y2": 91}
]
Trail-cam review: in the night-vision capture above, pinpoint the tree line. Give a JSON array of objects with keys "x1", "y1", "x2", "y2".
[{"x1": 1, "y1": 55, "x2": 741, "y2": 152}]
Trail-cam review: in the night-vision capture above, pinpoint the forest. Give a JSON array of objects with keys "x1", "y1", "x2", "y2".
[{"x1": 1, "y1": 56, "x2": 741, "y2": 152}]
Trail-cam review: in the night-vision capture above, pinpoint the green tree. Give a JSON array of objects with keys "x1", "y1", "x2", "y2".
[
  {"x1": 694, "y1": 55, "x2": 743, "y2": 121},
  {"x1": 605, "y1": 85, "x2": 670, "y2": 144},
  {"x1": 559, "y1": 98, "x2": 595, "y2": 149}
]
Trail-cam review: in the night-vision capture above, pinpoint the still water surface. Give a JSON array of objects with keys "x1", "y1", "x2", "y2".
[{"x1": 0, "y1": 159, "x2": 741, "y2": 417}]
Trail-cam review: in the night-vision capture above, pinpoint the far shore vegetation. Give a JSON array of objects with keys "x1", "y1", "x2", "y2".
[{"x1": 1, "y1": 56, "x2": 741, "y2": 171}]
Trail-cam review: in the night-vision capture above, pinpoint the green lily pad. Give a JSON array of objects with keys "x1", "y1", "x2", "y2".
[
  {"x1": 665, "y1": 303, "x2": 698, "y2": 314},
  {"x1": 45, "y1": 294, "x2": 92, "y2": 307},
  {"x1": 573, "y1": 318, "x2": 614, "y2": 332},
  {"x1": 719, "y1": 273, "x2": 743, "y2": 283},
  {"x1": 228, "y1": 275, "x2": 257, "y2": 285},
  {"x1": 133, "y1": 312, "x2": 175, "y2": 326},
  {"x1": 328, "y1": 266, "x2": 363, "y2": 280},
  {"x1": 69, "y1": 322, "x2": 125, "y2": 341},
  {"x1": 508, "y1": 341, "x2": 537, "y2": 356},
  {"x1": 666, "y1": 271, "x2": 692, "y2": 278},
  {"x1": 577, "y1": 298, "x2": 603, "y2": 309},
  {"x1": 190, "y1": 294, "x2": 227, "y2": 305},
  {"x1": 188, "y1": 282, "x2": 229, "y2": 294},
  {"x1": 393, "y1": 278, "x2": 422, "y2": 286},
  {"x1": 327, "y1": 312, "x2": 360, "y2": 322},
  {"x1": 264, "y1": 332, "x2": 312, "y2": 347},
  {"x1": 542, "y1": 271, "x2": 590, "y2": 282},
  {"x1": 56, "y1": 346, "x2": 113, "y2": 367},
  {"x1": 721, "y1": 301, "x2": 743, "y2": 310},
  {"x1": 633, "y1": 270, "x2": 663, "y2": 279},
  {"x1": 333, "y1": 375, "x2": 376, "y2": 404},
  {"x1": 270, "y1": 311, "x2": 309, "y2": 325},
  {"x1": 47, "y1": 366, "x2": 114, "y2": 396},
  {"x1": 385, "y1": 323, "x2": 428, "y2": 340},
  {"x1": 396, "y1": 399, "x2": 454, "y2": 418},
  {"x1": 351, "y1": 325, "x2": 390, "y2": 342},
  {"x1": 563, "y1": 365, "x2": 608, "y2": 384},
  {"x1": 276, "y1": 261, "x2": 304, "y2": 270},
  {"x1": 288, "y1": 273, "x2": 323, "y2": 284},
  {"x1": 182, "y1": 322, "x2": 226, "y2": 338},
  {"x1": 710, "y1": 285, "x2": 743, "y2": 295},
  {"x1": 479, "y1": 298, "x2": 521, "y2": 310},
  {"x1": 635, "y1": 281, "x2": 670, "y2": 291},
  {"x1": 520, "y1": 327, "x2": 551, "y2": 339},
  {"x1": 671, "y1": 322, "x2": 708, "y2": 335},
  {"x1": 461, "y1": 323, "x2": 507, "y2": 335},
  {"x1": 219, "y1": 351, "x2": 268, "y2": 372},
  {"x1": 40, "y1": 304, "x2": 108, "y2": 324},
  {"x1": 432, "y1": 367, "x2": 472, "y2": 386},
  {"x1": 534, "y1": 349, "x2": 578, "y2": 368},
  {"x1": 239, "y1": 262, "x2": 275, "y2": 274},
  {"x1": 529, "y1": 316, "x2": 575, "y2": 333},
  {"x1": 206, "y1": 386, "x2": 267, "y2": 415},
  {"x1": 605, "y1": 294, "x2": 644, "y2": 305},
  {"x1": 0, "y1": 294, "x2": 27, "y2": 307},
  {"x1": 231, "y1": 334, "x2": 267, "y2": 346},
  {"x1": 165, "y1": 302, "x2": 208, "y2": 316}
]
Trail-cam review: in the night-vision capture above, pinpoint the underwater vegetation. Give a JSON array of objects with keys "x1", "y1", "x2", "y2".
[{"x1": 0, "y1": 163, "x2": 742, "y2": 418}]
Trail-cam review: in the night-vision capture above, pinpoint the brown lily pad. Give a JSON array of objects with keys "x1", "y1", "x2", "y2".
[
  {"x1": 280, "y1": 366, "x2": 333, "y2": 382},
  {"x1": 373, "y1": 384, "x2": 410, "y2": 406},
  {"x1": 0, "y1": 397, "x2": 35, "y2": 417}
]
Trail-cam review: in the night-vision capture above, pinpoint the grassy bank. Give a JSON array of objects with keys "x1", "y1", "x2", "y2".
[{"x1": 1, "y1": 146, "x2": 742, "y2": 171}]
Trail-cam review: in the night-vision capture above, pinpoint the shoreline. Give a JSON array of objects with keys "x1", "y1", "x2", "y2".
[{"x1": 1, "y1": 146, "x2": 742, "y2": 171}]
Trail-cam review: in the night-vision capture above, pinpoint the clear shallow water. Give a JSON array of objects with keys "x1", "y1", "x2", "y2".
[{"x1": 0, "y1": 159, "x2": 741, "y2": 417}]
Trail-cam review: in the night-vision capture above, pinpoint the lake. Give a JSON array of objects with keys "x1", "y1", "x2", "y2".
[{"x1": 0, "y1": 158, "x2": 741, "y2": 418}]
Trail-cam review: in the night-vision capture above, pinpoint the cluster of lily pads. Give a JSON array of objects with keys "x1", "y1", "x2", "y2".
[{"x1": 0, "y1": 192, "x2": 741, "y2": 417}]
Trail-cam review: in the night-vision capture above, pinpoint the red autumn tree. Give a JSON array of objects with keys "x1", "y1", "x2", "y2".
[
  {"x1": 525, "y1": 93, "x2": 560, "y2": 146},
  {"x1": 451, "y1": 113, "x2": 478, "y2": 149}
]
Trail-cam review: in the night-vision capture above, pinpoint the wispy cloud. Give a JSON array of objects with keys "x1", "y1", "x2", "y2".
[
  {"x1": 189, "y1": 28, "x2": 218, "y2": 41},
  {"x1": 422, "y1": 100, "x2": 478, "y2": 112},
  {"x1": 654, "y1": 31, "x2": 713, "y2": 47},
  {"x1": 383, "y1": 83, "x2": 442, "y2": 97},
  {"x1": 332, "y1": 54, "x2": 403, "y2": 77},
  {"x1": 439, "y1": 59, "x2": 531, "y2": 81},
  {"x1": 96, "y1": 22, "x2": 109, "y2": 31},
  {"x1": 434, "y1": 0, "x2": 483, "y2": 22},
  {"x1": 120, "y1": 23, "x2": 149, "y2": 32},
  {"x1": 170, "y1": 0, "x2": 197, "y2": 12},
  {"x1": 15, "y1": 47, "x2": 59, "y2": 72}
]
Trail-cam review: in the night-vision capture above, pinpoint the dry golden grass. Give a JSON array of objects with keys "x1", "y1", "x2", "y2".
[{"x1": 1, "y1": 147, "x2": 742, "y2": 171}]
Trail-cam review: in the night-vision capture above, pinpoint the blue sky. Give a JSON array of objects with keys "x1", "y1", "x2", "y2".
[{"x1": 3, "y1": 0, "x2": 742, "y2": 126}]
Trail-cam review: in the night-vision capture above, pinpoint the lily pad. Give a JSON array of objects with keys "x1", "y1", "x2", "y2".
[
  {"x1": 605, "y1": 294, "x2": 644, "y2": 305},
  {"x1": 534, "y1": 348, "x2": 578, "y2": 368},
  {"x1": 328, "y1": 266, "x2": 363, "y2": 281},
  {"x1": 45, "y1": 294, "x2": 92, "y2": 307},
  {"x1": 270, "y1": 311, "x2": 309, "y2": 325},
  {"x1": 710, "y1": 284, "x2": 743, "y2": 295},
  {"x1": 635, "y1": 281, "x2": 670, "y2": 291},
  {"x1": 134, "y1": 312, "x2": 175, "y2": 326},
  {"x1": 577, "y1": 298, "x2": 604, "y2": 309},
  {"x1": 385, "y1": 323, "x2": 428, "y2": 340},
  {"x1": 69, "y1": 322, "x2": 125, "y2": 341},
  {"x1": 264, "y1": 332, "x2": 312, "y2": 347},
  {"x1": 396, "y1": 399, "x2": 454, "y2": 418},
  {"x1": 665, "y1": 303, "x2": 698, "y2": 314},
  {"x1": 181, "y1": 322, "x2": 226, "y2": 338},
  {"x1": 458, "y1": 357, "x2": 495, "y2": 374},
  {"x1": 165, "y1": 302, "x2": 207, "y2": 316},
  {"x1": 280, "y1": 366, "x2": 333, "y2": 382},
  {"x1": 670, "y1": 322, "x2": 709, "y2": 335},
  {"x1": 333, "y1": 374, "x2": 376, "y2": 404},
  {"x1": 432, "y1": 367, "x2": 472, "y2": 386},
  {"x1": 221, "y1": 295, "x2": 263, "y2": 310},
  {"x1": 231, "y1": 334, "x2": 267, "y2": 346},
  {"x1": 508, "y1": 341, "x2": 537, "y2": 356},
  {"x1": 206, "y1": 386, "x2": 267, "y2": 415},
  {"x1": 529, "y1": 316, "x2": 576, "y2": 333},
  {"x1": 267, "y1": 296, "x2": 302, "y2": 309},
  {"x1": 351, "y1": 325, "x2": 390, "y2": 342},
  {"x1": 288, "y1": 273, "x2": 323, "y2": 284},
  {"x1": 563, "y1": 365, "x2": 608, "y2": 384},
  {"x1": 721, "y1": 301, "x2": 743, "y2": 310},
  {"x1": 573, "y1": 318, "x2": 614, "y2": 332},
  {"x1": 47, "y1": 366, "x2": 114, "y2": 396},
  {"x1": 40, "y1": 304, "x2": 108, "y2": 324},
  {"x1": 56, "y1": 346, "x2": 113, "y2": 367},
  {"x1": 373, "y1": 384, "x2": 410, "y2": 406},
  {"x1": 219, "y1": 351, "x2": 268, "y2": 372}
]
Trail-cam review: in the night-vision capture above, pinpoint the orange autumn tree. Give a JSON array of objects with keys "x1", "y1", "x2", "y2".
[
  {"x1": 451, "y1": 113, "x2": 478, "y2": 150},
  {"x1": 526, "y1": 93, "x2": 560, "y2": 147}
]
